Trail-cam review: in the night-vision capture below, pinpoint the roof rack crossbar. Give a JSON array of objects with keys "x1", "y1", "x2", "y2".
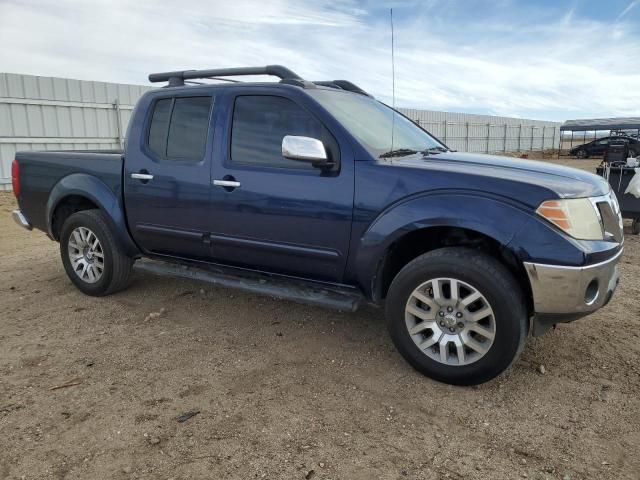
[{"x1": 149, "y1": 65, "x2": 302, "y2": 86}]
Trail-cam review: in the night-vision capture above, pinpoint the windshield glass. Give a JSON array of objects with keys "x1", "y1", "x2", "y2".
[{"x1": 308, "y1": 89, "x2": 446, "y2": 158}]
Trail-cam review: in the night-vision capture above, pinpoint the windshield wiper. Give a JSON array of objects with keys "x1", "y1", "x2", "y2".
[
  {"x1": 379, "y1": 148, "x2": 420, "y2": 158},
  {"x1": 421, "y1": 146, "x2": 450, "y2": 155}
]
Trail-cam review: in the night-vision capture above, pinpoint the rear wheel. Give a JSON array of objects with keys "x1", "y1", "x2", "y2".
[
  {"x1": 385, "y1": 247, "x2": 528, "y2": 385},
  {"x1": 60, "y1": 209, "x2": 132, "y2": 296}
]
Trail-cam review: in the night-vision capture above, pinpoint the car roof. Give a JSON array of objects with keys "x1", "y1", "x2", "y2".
[{"x1": 142, "y1": 81, "x2": 376, "y2": 107}]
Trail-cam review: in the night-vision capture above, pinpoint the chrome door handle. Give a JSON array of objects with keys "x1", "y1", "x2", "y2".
[
  {"x1": 213, "y1": 179, "x2": 241, "y2": 188},
  {"x1": 131, "y1": 173, "x2": 154, "y2": 180}
]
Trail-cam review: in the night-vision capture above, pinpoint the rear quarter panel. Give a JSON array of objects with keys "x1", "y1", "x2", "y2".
[{"x1": 15, "y1": 151, "x2": 138, "y2": 254}]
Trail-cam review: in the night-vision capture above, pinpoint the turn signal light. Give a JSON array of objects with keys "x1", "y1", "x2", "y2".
[{"x1": 536, "y1": 200, "x2": 570, "y2": 230}]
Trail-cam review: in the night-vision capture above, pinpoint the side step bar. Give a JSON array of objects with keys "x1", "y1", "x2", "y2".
[{"x1": 134, "y1": 258, "x2": 364, "y2": 312}]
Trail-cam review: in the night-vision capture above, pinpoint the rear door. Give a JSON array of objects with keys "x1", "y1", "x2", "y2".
[
  {"x1": 124, "y1": 93, "x2": 214, "y2": 260},
  {"x1": 207, "y1": 90, "x2": 354, "y2": 282}
]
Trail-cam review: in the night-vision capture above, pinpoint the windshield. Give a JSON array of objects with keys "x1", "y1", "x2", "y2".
[{"x1": 308, "y1": 89, "x2": 446, "y2": 158}]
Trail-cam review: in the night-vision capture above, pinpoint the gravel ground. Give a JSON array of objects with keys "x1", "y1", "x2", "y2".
[{"x1": 1, "y1": 156, "x2": 639, "y2": 480}]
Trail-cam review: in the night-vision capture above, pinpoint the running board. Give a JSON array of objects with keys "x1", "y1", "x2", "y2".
[{"x1": 134, "y1": 258, "x2": 364, "y2": 312}]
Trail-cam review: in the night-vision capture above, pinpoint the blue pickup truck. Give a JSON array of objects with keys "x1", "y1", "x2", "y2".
[{"x1": 11, "y1": 66, "x2": 623, "y2": 385}]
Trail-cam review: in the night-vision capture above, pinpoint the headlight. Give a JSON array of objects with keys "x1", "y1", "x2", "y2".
[{"x1": 536, "y1": 198, "x2": 603, "y2": 240}]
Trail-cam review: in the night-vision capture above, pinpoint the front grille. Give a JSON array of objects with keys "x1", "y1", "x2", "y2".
[{"x1": 596, "y1": 193, "x2": 624, "y2": 243}]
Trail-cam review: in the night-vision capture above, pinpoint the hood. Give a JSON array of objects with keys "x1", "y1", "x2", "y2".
[{"x1": 391, "y1": 151, "x2": 609, "y2": 199}]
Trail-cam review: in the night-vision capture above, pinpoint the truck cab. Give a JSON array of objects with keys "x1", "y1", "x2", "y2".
[{"x1": 124, "y1": 83, "x2": 355, "y2": 281}]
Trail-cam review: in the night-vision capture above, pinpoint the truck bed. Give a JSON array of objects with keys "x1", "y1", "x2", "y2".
[{"x1": 15, "y1": 149, "x2": 123, "y2": 234}]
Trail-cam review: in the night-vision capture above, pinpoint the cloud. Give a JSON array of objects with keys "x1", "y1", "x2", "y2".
[{"x1": 0, "y1": 0, "x2": 639, "y2": 121}]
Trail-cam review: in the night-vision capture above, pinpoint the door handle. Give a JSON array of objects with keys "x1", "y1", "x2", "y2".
[
  {"x1": 213, "y1": 179, "x2": 241, "y2": 188},
  {"x1": 131, "y1": 173, "x2": 154, "y2": 181}
]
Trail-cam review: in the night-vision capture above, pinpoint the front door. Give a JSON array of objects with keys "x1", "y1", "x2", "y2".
[
  {"x1": 208, "y1": 91, "x2": 354, "y2": 282},
  {"x1": 124, "y1": 93, "x2": 214, "y2": 260},
  {"x1": 593, "y1": 138, "x2": 609, "y2": 155}
]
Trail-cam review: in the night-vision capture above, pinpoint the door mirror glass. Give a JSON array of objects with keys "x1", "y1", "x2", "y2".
[{"x1": 282, "y1": 135, "x2": 329, "y2": 166}]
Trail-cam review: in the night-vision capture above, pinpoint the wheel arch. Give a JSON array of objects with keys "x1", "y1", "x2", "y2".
[
  {"x1": 47, "y1": 174, "x2": 140, "y2": 256},
  {"x1": 374, "y1": 226, "x2": 533, "y2": 314},
  {"x1": 352, "y1": 193, "x2": 535, "y2": 313}
]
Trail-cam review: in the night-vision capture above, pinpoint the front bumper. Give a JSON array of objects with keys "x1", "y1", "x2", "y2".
[
  {"x1": 12, "y1": 209, "x2": 32, "y2": 230},
  {"x1": 524, "y1": 249, "x2": 622, "y2": 333}
]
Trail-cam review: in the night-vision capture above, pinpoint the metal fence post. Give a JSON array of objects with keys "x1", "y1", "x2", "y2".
[
  {"x1": 503, "y1": 124, "x2": 507, "y2": 152},
  {"x1": 517, "y1": 124, "x2": 522, "y2": 152},
  {"x1": 443, "y1": 120, "x2": 447, "y2": 144},
  {"x1": 530, "y1": 126, "x2": 534, "y2": 151},
  {"x1": 486, "y1": 123, "x2": 490, "y2": 153},
  {"x1": 465, "y1": 122, "x2": 469, "y2": 152},
  {"x1": 113, "y1": 98, "x2": 123, "y2": 149},
  {"x1": 542, "y1": 125, "x2": 546, "y2": 150}
]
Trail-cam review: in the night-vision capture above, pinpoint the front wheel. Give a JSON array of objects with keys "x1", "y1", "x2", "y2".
[
  {"x1": 576, "y1": 149, "x2": 588, "y2": 158},
  {"x1": 385, "y1": 247, "x2": 528, "y2": 386},
  {"x1": 60, "y1": 209, "x2": 133, "y2": 296}
]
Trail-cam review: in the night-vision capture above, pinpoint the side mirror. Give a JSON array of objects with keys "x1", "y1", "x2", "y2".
[{"x1": 282, "y1": 135, "x2": 331, "y2": 168}]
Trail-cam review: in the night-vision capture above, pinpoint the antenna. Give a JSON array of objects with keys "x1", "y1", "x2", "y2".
[{"x1": 390, "y1": 8, "x2": 396, "y2": 154}]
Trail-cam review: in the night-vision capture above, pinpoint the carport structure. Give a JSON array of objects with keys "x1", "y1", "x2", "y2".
[{"x1": 560, "y1": 117, "x2": 640, "y2": 156}]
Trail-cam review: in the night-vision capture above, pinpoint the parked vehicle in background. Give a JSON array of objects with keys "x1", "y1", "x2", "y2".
[
  {"x1": 10, "y1": 66, "x2": 624, "y2": 386},
  {"x1": 570, "y1": 135, "x2": 640, "y2": 158}
]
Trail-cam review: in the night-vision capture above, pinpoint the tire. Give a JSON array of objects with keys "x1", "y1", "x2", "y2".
[
  {"x1": 577, "y1": 149, "x2": 588, "y2": 159},
  {"x1": 385, "y1": 247, "x2": 528, "y2": 386},
  {"x1": 632, "y1": 218, "x2": 640, "y2": 235},
  {"x1": 60, "y1": 209, "x2": 133, "y2": 296}
]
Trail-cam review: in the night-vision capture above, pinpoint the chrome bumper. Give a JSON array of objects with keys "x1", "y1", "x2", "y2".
[
  {"x1": 12, "y1": 209, "x2": 32, "y2": 230},
  {"x1": 524, "y1": 249, "x2": 622, "y2": 315}
]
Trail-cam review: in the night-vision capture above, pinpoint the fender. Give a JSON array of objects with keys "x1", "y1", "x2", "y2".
[
  {"x1": 350, "y1": 191, "x2": 586, "y2": 299},
  {"x1": 46, "y1": 173, "x2": 140, "y2": 256}
]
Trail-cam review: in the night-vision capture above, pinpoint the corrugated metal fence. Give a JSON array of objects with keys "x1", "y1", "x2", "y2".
[
  {"x1": 0, "y1": 73, "x2": 560, "y2": 190},
  {"x1": 0, "y1": 73, "x2": 149, "y2": 190}
]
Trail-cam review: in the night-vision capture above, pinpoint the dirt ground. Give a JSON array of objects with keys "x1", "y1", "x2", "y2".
[{"x1": 1, "y1": 157, "x2": 639, "y2": 480}]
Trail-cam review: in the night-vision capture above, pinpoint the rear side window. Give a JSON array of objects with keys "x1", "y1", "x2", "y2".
[
  {"x1": 148, "y1": 99, "x2": 172, "y2": 157},
  {"x1": 230, "y1": 95, "x2": 334, "y2": 170},
  {"x1": 147, "y1": 96, "x2": 212, "y2": 162}
]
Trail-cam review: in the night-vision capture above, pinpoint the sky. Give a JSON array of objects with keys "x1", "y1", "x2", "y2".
[{"x1": 0, "y1": 0, "x2": 639, "y2": 121}]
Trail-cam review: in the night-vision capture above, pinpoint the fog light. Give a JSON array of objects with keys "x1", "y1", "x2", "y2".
[{"x1": 585, "y1": 279, "x2": 599, "y2": 305}]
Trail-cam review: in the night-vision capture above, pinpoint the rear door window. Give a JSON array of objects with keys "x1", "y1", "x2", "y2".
[
  {"x1": 148, "y1": 99, "x2": 172, "y2": 157},
  {"x1": 147, "y1": 96, "x2": 212, "y2": 162}
]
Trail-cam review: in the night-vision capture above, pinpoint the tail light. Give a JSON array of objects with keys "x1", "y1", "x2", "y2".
[{"x1": 11, "y1": 159, "x2": 20, "y2": 197}]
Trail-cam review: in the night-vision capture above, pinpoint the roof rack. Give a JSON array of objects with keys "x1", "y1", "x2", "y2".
[
  {"x1": 147, "y1": 65, "x2": 372, "y2": 97},
  {"x1": 313, "y1": 80, "x2": 372, "y2": 97},
  {"x1": 148, "y1": 65, "x2": 302, "y2": 87}
]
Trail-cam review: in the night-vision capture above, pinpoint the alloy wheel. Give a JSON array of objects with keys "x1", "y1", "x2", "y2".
[
  {"x1": 404, "y1": 277, "x2": 496, "y2": 366},
  {"x1": 67, "y1": 226, "x2": 105, "y2": 284}
]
